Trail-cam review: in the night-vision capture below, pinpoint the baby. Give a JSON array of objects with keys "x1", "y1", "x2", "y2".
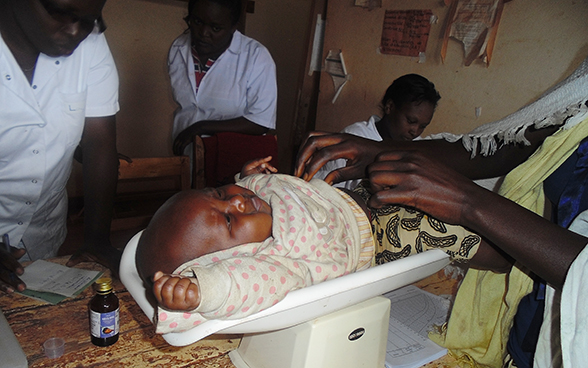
[{"x1": 136, "y1": 157, "x2": 481, "y2": 334}]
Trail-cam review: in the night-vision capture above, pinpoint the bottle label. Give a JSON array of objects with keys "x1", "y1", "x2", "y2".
[{"x1": 90, "y1": 309, "x2": 120, "y2": 338}]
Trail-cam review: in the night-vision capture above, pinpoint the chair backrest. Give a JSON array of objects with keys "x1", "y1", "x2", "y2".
[
  {"x1": 112, "y1": 156, "x2": 190, "y2": 231},
  {"x1": 192, "y1": 132, "x2": 278, "y2": 189},
  {"x1": 118, "y1": 156, "x2": 191, "y2": 190}
]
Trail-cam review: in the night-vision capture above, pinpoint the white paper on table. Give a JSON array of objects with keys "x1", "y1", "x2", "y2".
[
  {"x1": 19, "y1": 260, "x2": 101, "y2": 297},
  {"x1": 383, "y1": 285, "x2": 450, "y2": 368}
]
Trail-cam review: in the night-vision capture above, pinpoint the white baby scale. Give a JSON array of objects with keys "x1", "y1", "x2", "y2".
[{"x1": 120, "y1": 231, "x2": 450, "y2": 368}]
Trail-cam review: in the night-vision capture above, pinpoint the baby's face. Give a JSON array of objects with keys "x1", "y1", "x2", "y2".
[{"x1": 190, "y1": 184, "x2": 273, "y2": 254}]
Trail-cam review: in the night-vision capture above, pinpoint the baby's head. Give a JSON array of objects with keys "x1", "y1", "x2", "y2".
[{"x1": 136, "y1": 184, "x2": 273, "y2": 284}]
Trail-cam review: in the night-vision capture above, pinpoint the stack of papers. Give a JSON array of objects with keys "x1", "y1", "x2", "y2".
[
  {"x1": 18, "y1": 260, "x2": 102, "y2": 304},
  {"x1": 383, "y1": 285, "x2": 451, "y2": 368}
]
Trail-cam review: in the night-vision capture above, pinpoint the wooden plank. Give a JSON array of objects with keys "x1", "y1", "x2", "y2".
[
  {"x1": 118, "y1": 157, "x2": 190, "y2": 181},
  {"x1": 192, "y1": 136, "x2": 206, "y2": 189}
]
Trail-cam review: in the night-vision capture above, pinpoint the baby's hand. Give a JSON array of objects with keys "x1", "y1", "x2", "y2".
[
  {"x1": 152, "y1": 271, "x2": 200, "y2": 311},
  {"x1": 241, "y1": 156, "x2": 278, "y2": 178}
]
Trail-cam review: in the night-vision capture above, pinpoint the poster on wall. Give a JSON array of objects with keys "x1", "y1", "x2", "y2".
[
  {"x1": 355, "y1": 0, "x2": 382, "y2": 10},
  {"x1": 440, "y1": 0, "x2": 506, "y2": 66},
  {"x1": 379, "y1": 10, "x2": 433, "y2": 57}
]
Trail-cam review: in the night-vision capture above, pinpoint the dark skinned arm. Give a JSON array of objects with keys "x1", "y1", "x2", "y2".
[
  {"x1": 294, "y1": 124, "x2": 562, "y2": 185},
  {"x1": 66, "y1": 116, "x2": 121, "y2": 277},
  {"x1": 173, "y1": 117, "x2": 269, "y2": 155},
  {"x1": 367, "y1": 151, "x2": 586, "y2": 289}
]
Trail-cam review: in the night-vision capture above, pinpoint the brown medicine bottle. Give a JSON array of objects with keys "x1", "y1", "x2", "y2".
[{"x1": 89, "y1": 277, "x2": 120, "y2": 346}]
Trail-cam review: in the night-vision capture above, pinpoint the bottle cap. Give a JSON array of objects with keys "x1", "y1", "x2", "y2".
[{"x1": 94, "y1": 277, "x2": 113, "y2": 292}]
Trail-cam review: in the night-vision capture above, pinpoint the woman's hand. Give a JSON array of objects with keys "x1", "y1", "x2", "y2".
[
  {"x1": 152, "y1": 271, "x2": 201, "y2": 311},
  {"x1": 367, "y1": 150, "x2": 479, "y2": 226},
  {"x1": 294, "y1": 131, "x2": 391, "y2": 184},
  {"x1": 0, "y1": 244, "x2": 26, "y2": 293},
  {"x1": 173, "y1": 125, "x2": 201, "y2": 156},
  {"x1": 240, "y1": 156, "x2": 278, "y2": 178}
]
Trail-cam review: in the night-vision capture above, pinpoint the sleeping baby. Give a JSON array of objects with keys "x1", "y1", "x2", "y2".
[{"x1": 136, "y1": 157, "x2": 481, "y2": 334}]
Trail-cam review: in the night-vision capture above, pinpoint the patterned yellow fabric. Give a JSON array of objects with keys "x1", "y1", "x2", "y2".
[
  {"x1": 353, "y1": 185, "x2": 481, "y2": 263},
  {"x1": 430, "y1": 116, "x2": 588, "y2": 368}
]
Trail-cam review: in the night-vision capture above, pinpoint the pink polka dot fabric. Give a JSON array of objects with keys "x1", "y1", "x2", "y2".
[{"x1": 155, "y1": 174, "x2": 365, "y2": 334}]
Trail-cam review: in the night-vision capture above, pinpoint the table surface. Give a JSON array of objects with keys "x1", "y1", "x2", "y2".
[{"x1": 1, "y1": 258, "x2": 462, "y2": 368}]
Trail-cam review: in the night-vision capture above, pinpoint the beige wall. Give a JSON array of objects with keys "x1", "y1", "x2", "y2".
[
  {"x1": 243, "y1": 0, "x2": 314, "y2": 171},
  {"x1": 315, "y1": 0, "x2": 588, "y2": 136},
  {"x1": 104, "y1": 0, "x2": 187, "y2": 158}
]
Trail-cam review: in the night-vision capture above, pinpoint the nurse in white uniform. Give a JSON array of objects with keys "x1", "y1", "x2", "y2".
[
  {"x1": 169, "y1": 0, "x2": 277, "y2": 156},
  {"x1": 0, "y1": 0, "x2": 120, "y2": 293}
]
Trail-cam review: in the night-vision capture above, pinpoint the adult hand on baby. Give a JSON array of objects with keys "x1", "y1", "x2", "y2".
[
  {"x1": 241, "y1": 156, "x2": 278, "y2": 178},
  {"x1": 367, "y1": 150, "x2": 481, "y2": 226},
  {"x1": 294, "y1": 131, "x2": 391, "y2": 185},
  {"x1": 173, "y1": 125, "x2": 201, "y2": 156},
  {"x1": 152, "y1": 271, "x2": 201, "y2": 311}
]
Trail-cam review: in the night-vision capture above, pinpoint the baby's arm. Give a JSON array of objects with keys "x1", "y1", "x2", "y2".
[
  {"x1": 152, "y1": 271, "x2": 201, "y2": 311},
  {"x1": 240, "y1": 156, "x2": 277, "y2": 178}
]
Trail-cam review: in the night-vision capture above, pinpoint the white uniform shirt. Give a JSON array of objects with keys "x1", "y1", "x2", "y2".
[
  {"x1": 314, "y1": 115, "x2": 383, "y2": 190},
  {"x1": 0, "y1": 32, "x2": 119, "y2": 260},
  {"x1": 168, "y1": 31, "x2": 277, "y2": 140}
]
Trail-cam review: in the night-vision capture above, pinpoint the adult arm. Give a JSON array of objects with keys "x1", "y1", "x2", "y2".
[
  {"x1": 367, "y1": 151, "x2": 586, "y2": 289},
  {"x1": 172, "y1": 117, "x2": 269, "y2": 155},
  {"x1": 294, "y1": 125, "x2": 561, "y2": 184},
  {"x1": 66, "y1": 116, "x2": 121, "y2": 276}
]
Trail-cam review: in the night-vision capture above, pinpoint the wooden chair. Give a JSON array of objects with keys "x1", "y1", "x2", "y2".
[
  {"x1": 192, "y1": 132, "x2": 279, "y2": 189},
  {"x1": 112, "y1": 156, "x2": 190, "y2": 231}
]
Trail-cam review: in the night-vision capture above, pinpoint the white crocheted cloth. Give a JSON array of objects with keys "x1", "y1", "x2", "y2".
[{"x1": 431, "y1": 57, "x2": 588, "y2": 157}]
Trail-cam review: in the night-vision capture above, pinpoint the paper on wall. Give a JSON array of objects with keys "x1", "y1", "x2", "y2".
[
  {"x1": 441, "y1": 0, "x2": 505, "y2": 66},
  {"x1": 324, "y1": 50, "x2": 350, "y2": 103},
  {"x1": 308, "y1": 14, "x2": 325, "y2": 76}
]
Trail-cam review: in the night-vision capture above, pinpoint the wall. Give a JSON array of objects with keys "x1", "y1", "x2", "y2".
[
  {"x1": 243, "y1": 0, "x2": 315, "y2": 172},
  {"x1": 315, "y1": 0, "x2": 588, "y2": 136},
  {"x1": 104, "y1": 0, "x2": 187, "y2": 158}
]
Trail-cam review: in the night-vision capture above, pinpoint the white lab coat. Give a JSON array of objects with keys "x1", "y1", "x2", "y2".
[
  {"x1": 168, "y1": 31, "x2": 277, "y2": 140},
  {"x1": 0, "y1": 32, "x2": 119, "y2": 260}
]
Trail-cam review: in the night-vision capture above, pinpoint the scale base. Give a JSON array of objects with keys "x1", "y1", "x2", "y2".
[{"x1": 229, "y1": 296, "x2": 390, "y2": 368}]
